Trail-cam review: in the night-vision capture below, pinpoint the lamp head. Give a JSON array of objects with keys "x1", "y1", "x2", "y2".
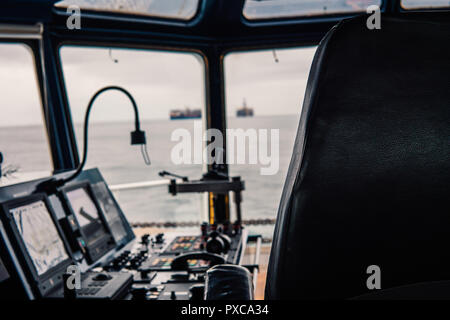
[{"x1": 131, "y1": 129, "x2": 146, "y2": 145}]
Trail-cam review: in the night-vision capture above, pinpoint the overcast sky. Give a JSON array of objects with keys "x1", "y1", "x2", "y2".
[{"x1": 0, "y1": 43, "x2": 316, "y2": 127}]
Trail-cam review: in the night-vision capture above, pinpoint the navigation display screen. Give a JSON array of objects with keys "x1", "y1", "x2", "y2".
[
  {"x1": 66, "y1": 188, "x2": 101, "y2": 228},
  {"x1": 92, "y1": 182, "x2": 128, "y2": 243},
  {"x1": 65, "y1": 184, "x2": 115, "y2": 262},
  {"x1": 10, "y1": 201, "x2": 69, "y2": 276}
]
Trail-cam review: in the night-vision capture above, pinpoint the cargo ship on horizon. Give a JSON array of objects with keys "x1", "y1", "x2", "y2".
[{"x1": 170, "y1": 107, "x2": 202, "y2": 120}]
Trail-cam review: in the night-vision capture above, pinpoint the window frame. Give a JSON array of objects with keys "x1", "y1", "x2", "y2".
[
  {"x1": 241, "y1": 0, "x2": 387, "y2": 24},
  {"x1": 56, "y1": 41, "x2": 208, "y2": 171},
  {"x1": 0, "y1": 39, "x2": 55, "y2": 180},
  {"x1": 53, "y1": 0, "x2": 206, "y2": 26},
  {"x1": 400, "y1": 0, "x2": 450, "y2": 10}
]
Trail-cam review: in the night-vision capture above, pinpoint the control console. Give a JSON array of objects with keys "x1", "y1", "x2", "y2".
[{"x1": 0, "y1": 168, "x2": 253, "y2": 300}]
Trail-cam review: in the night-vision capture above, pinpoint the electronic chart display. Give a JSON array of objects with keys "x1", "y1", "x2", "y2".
[
  {"x1": 10, "y1": 200, "x2": 69, "y2": 276},
  {"x1": 63, "y1": 183, "x2": 115, "y2": 263},
  {"x1": 92, "y1": 182, "x2": 128, "y2": 244},
  {"x1": 66, "y1": 187, "x2": 102, "y2": 230}
]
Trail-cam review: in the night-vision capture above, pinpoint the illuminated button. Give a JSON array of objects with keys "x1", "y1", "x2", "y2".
[
  {"x1": 152, "y1": 259, "x2": 160, "y2": 266},
  {"x1": 188, "y1": 260, "x2": 197, "y2": 266}
]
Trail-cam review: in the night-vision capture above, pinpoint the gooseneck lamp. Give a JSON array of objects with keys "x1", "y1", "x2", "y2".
[{"x1": 37, "y1": 86, "x2": 150, "y2": 192}]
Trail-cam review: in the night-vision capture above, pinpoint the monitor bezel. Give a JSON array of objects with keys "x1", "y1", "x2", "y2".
[
  {"x1": 0, "y1": 193, "x2": 73, "y2": 297},
  {"x1": 90, "y1": 181, "x2": 134, "y2": 246},
  {"x1": 59, "y1": 181, "x2": 116, "y2": 263}
]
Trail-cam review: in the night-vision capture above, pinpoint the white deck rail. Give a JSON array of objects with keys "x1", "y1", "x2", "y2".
[{"x1": 109, "y1": 179, "x2": 182, "y2": 192}]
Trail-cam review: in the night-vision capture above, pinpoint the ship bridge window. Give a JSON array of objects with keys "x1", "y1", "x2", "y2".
[
  {"x1": 224, "y1": 46, "x2": 316, "y2": 239},
  {"x1": 243, "y1": 0, "x2": 382, "y2": 20},
  {"x1": 0, "y1": 43, "x2": 51, "y2": 186},
  {"x1": 55, "y1": 0, "x2": 199, "y2": 21},
  {"x1": 60, "y1": 46, "x2": 206, "y2": 229},
  {"x1": 401, "y1": 0, "x2": 450, "y2": 9}
]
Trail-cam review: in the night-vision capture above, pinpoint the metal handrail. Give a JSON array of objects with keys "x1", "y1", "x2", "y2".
[
  {"x1": 109, "y1": 178, "x2": 182, "y2": 192},
  {"x1": 110, "y1": 178, "x2": 275, "y2": 243}
]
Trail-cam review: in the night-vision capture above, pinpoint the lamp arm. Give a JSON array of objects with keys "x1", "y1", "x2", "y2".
[{"x1": 61, "y1": 86, "x2": 144, "y2": 185}]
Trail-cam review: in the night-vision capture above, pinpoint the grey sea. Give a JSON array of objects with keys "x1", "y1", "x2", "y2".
[{"x1": 0, "y1": 115, "x2": 299, "y2": 238}]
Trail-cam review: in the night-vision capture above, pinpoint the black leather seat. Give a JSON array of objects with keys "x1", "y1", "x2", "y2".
[{"x1": 266, "y1": 13, "x2": 450, "y2": 300}]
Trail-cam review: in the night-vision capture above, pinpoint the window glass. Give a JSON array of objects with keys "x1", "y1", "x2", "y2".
[
  {"x1": 60, "y1": 46, "x2": 206, "y2": 227},
  {"x1": 224, "y1": 47, "x2": 316, "y2": 239},
  {"x1": 243, "y1": 0, "x2": 382, "y2": 20},
  {"x1": 402, "y1": 0, "x2": 450, "y2": 9},
  {"x1": 55, "y1": 0, "x2": 199, "y2": 20},
  {"x1": 0, "y1": 43, "x2": 51, "y2": 186}
]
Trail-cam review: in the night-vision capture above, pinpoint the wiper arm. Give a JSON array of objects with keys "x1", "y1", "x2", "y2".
[{"x1": 158, "y1": 170, "x2": 189, "y2": 182}]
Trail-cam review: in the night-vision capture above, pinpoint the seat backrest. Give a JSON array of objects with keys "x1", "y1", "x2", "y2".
[{"x1": 266, "y1": 13, "x2": 450, "y2": 299}]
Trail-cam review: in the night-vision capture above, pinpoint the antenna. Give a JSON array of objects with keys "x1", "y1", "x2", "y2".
[
  {"x1": 272, "y1": 50, "x2": 279, "y2": 63},
  {"x1": 109, "y1": 48, "x2": 119, "y2": 63}
]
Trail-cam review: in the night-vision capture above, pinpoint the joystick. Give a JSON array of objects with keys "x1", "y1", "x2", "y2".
[
  {"x1": 205, "y1": 231, "x2": 231, "y2": 254},
  {"x1": 131, "y1": 285, "x2": 151, "y2": 300},
  {"x1": 93, "y1": 272, "x2": 113, "y2": 281},
  {"x1": 155, "y1": 233, "x2": 165, "y2": 244},
  {"x1": 140, "y1": 269, "x2": 152, "y2": 280},
  {"x1": 141, "y1": 234, "x2": 150, "y2": 245}
]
